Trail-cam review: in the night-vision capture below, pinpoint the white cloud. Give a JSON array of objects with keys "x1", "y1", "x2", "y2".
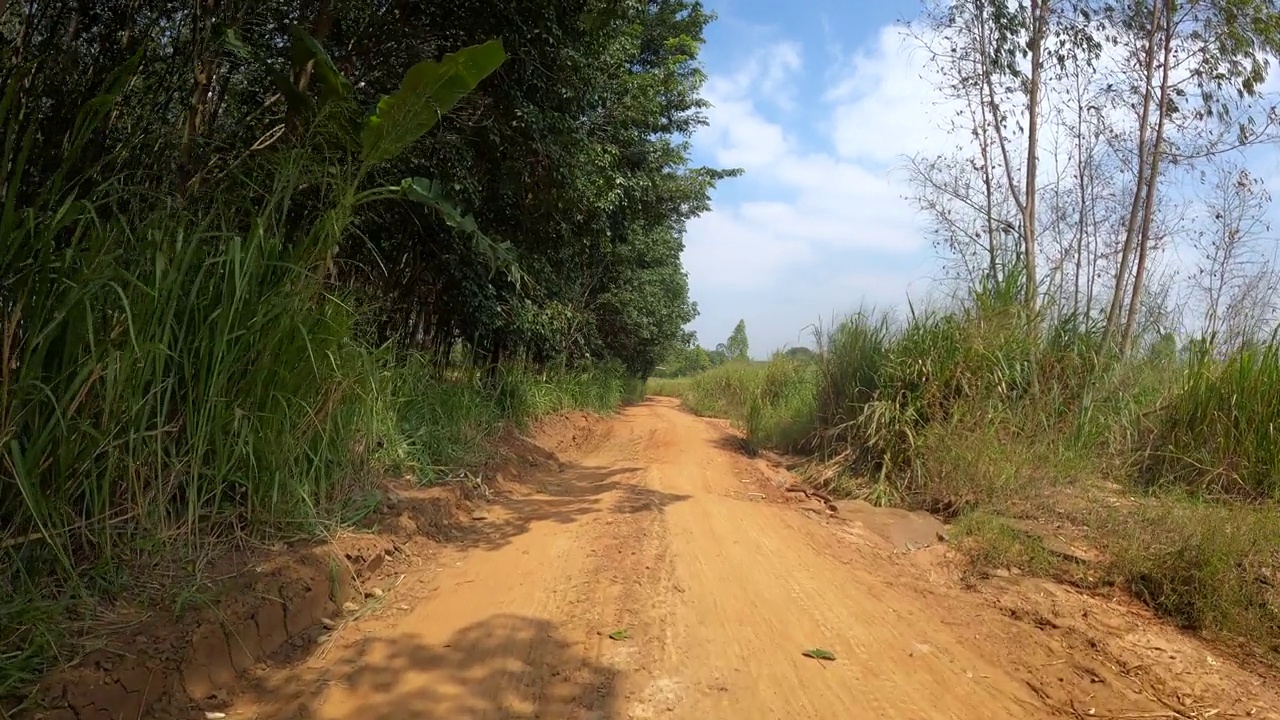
[
  {"x1": 685, "y1": 33, "x2": 941, "y2": 301},
  {"x1": 827, "y1": 26, "x2": 958, "y2": 166},
  {"x1": 684, "y1": 16, "x2": 1280, "y2": 353}
]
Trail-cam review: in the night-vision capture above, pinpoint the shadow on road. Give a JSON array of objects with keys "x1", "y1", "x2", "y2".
[
  {"x1": 392, "y1": 453, "x2": 690, "y2": 554},
  {"x1": 238, "y1": 614, "x2": 622, "y2": 720},
  {"x1": 707, "y1": 431, "x2": 758, "y2": 458}
]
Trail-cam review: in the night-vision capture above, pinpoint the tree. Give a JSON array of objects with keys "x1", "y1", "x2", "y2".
[
  {"x1": 724, "y1": 320, "x2": 750, "y2": 362},
  {"x1": 1190, "y1": 160, "x2": 1278, "y2": 350},
  {"x1": 909, "y1": 0, "x2": 1280, "y2": 353},
  {"x1": 0, "y1": 0, "x2": 738, "y2": 377},
  {"x1": 783, "y1": 346, "x2": 817, "y2": 361},
  {"x1": 1099, "y1": 0, "x2": 1280, "y2": 352}
]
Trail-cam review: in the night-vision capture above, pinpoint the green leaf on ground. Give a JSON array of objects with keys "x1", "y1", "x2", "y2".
[
  {"x1": 608, "y1": 628, "x2": 630, "y2": 641},
  {"x1": 802, "y1": 648, "x2": 836, "y2": 661}
]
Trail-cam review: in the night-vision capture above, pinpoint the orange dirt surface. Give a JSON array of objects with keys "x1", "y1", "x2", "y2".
[{"x1": 30, "y1": 398, "x2": 1280, "y2": 719}]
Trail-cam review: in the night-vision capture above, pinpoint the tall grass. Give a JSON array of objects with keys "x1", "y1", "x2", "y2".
[
  {"x1": 648, "y1": 357, "x2": 816, "y2": 452},
  {"x1": 1140, "y1": 342, "x2": 1280, "y2": 500},
  {"x1": 1, "y1": 123, "x2": 636, "y2": 710},
  {"x1": 376, "y1": 359, "x2": 636, "y2": 483}
]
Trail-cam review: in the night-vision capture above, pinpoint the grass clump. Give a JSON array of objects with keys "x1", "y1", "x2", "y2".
[
  {"x1": 1102, "y1": 502, "x2": 1280, "y2": 648},
  {"x1": 379, "y1": 360, "x2": 635, "y2": 482},
  {"x1": 1140, "y1": 343, "x2": 1280, "y2": 500},
  {"x1": 950, "y1": 511, "x2": 1058, "y2": 578},
  {"x1": 647, "y1": 355, "x2": 816, "y2": 452}
]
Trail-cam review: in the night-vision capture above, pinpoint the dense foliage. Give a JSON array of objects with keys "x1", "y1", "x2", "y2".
[
  {"x1": 2, "y1": 0, "x2": 731, "y2": 376},
  {"x1": 652, "y1": 318, "x2": 761, "y2": 377},
  {"x1": 0, "y1": 0, "x2": 732, "y2": 701}
]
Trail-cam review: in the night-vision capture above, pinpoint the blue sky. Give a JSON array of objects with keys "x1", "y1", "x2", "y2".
[
  {"x1": 683, "y1": 0, "x2": 948, "y2": 355},
  {"x1": 681, "y1": 0, "x2": 1280, "y2": 355}
]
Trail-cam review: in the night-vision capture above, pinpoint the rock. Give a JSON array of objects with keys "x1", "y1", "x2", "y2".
[{"x1": 361, "y1": 552, "x2": 385, "y2": 575}]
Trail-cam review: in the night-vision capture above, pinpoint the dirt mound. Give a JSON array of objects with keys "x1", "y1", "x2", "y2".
[
  {"x1": 528, "y1": 410, "x2": 613, "y2": 457},
  {"x1": 31, "y1": 540, "x2": 384, "y2": 720},
  {"x1": 21, "y1": 412, "x2": 601, "y2": 720},
  {"x1": 830, "y1": 499, "x2": 950, "y2": 552}
]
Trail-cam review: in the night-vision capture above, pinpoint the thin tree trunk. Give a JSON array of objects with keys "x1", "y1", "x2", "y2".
[
  {"x1": 1073, "y1": 75, "x2": 1089, "y2": 318},
  {"x1": 1104, "y1": 0, "x2": 1162, "y2": 347},
  {"x1": 978, "y1": 1, "x2": 1026, "y2": 223},
  {"x1": 178, "y1": 0, "x2": 221, "y2": 196},
  {"x1": 972, "y1": 8, "x2": 1000, "y2": 283},
  {"x1": 1022, "y1": 0, "x2": 1048, "y2": 311},
  {"x1": 1121, "y1": 0, "x2": 1175, "y2": 352}
]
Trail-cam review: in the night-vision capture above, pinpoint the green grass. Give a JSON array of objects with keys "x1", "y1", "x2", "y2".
[
  {"x1": 950, "y1": 511, "x2": 1058, "y2": 578},
  {"x1": 1101, "y1": 500, "x2": 1280, "y2": 649},
  {"x1": 0, "y1": 171, "x2": 637, "y2": 709},
  {"x1": 647, "y1": 356, "x2": 816, "y2": 452},
  {"x1": 370, "y1": 357, "x2": 634, "y2": 484},
  {"x1": 1140, "y1": 342, "x2": 1280, "y2": 500}
]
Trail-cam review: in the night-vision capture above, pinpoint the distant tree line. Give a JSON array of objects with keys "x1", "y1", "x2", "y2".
[{"x1": 653, "y1": 320, "x2": 817, "y2": 377}]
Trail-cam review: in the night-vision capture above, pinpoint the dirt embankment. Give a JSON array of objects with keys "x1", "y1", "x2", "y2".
[
  {"x1": 22, "y1": 412, "x2": 607, "y2": 720},
  {"x1": 23, "y1": 400, "x2": 1280, "y2": 719}
]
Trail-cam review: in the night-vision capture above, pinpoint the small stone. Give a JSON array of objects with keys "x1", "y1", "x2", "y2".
[
  {"x1": 369, "y1": 587, "x2": 385, "y2": 598},
  {"x1": 361, "y1": 552, "x2": 385, "y2": 575},
  {"x1": 320, "y1": 617, "x2": 337, "y2": 628},
  {"x1": 471, "y1": 510, "x2": 489, "y2": 521},
  {"x1": 205, "y1": 712, "x2": 227, "y2": 719},
  {"x1": 342, "y1": 601, "x2": 359, "y2": 613}
]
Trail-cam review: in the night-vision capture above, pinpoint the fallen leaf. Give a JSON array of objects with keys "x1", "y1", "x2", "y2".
[
  {"x1": 802, "y1": 648, "x2": 836, "y2": 661},
  {"x1": 608, "y1": 629, "x2": 630, "y2": 641}
]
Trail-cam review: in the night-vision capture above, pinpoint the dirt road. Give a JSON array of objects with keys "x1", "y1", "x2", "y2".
[{"x1": 231, "y1": 397, "x2": 1280, "y2": 719}]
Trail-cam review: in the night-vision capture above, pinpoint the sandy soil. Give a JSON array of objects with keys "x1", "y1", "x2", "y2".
[{"x1": 182, "y1": 396, "x2": 1278, "y2": 720}]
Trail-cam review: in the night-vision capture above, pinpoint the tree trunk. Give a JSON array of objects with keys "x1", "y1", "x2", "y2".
[
  {"x1": 1103, "y1": 0, "x2": 1163, "y2": 348},
  {"x1": 1022, "y1": 0, "x2": 1049, "y2": 311},
  {"x1": 178, "y1": 0, "x2": 221, "y2": 196},
  {"x1": 1121, "y1": 0, "x2": 1175, "y2": 352}
]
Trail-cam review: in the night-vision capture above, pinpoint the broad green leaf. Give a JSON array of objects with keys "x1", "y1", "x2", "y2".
[
  {"x1": 288, "y1": 26, "x2": 353, "y2": 108},
  {"x1": 221, "y1": 26, "x2": 250, "y2": 59},
  {"x1": 400, "y1": 177, "x2": 523, "y2": 288},
  {"x1": 608, "y1": 628, "x2": 630, "y2": 641},
  {"x1": 802, "y1": 648, "x2": 836, "y2": 661},
  {"x1": 362, "y1": 40, "x2": 506, "y2": 165}
]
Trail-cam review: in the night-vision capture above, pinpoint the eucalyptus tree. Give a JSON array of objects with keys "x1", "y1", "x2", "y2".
[{"x1": 909, "y1": 0, "x2": 1280, "y2": 354}]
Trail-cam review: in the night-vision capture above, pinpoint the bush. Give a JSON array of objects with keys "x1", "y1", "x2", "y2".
[
  {"x1": 0, "y1": 180, "x2": 638, "y2": 702},
  {"x1": 1140, "y1": 343, "x2": 1280, "y2": 500}
]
